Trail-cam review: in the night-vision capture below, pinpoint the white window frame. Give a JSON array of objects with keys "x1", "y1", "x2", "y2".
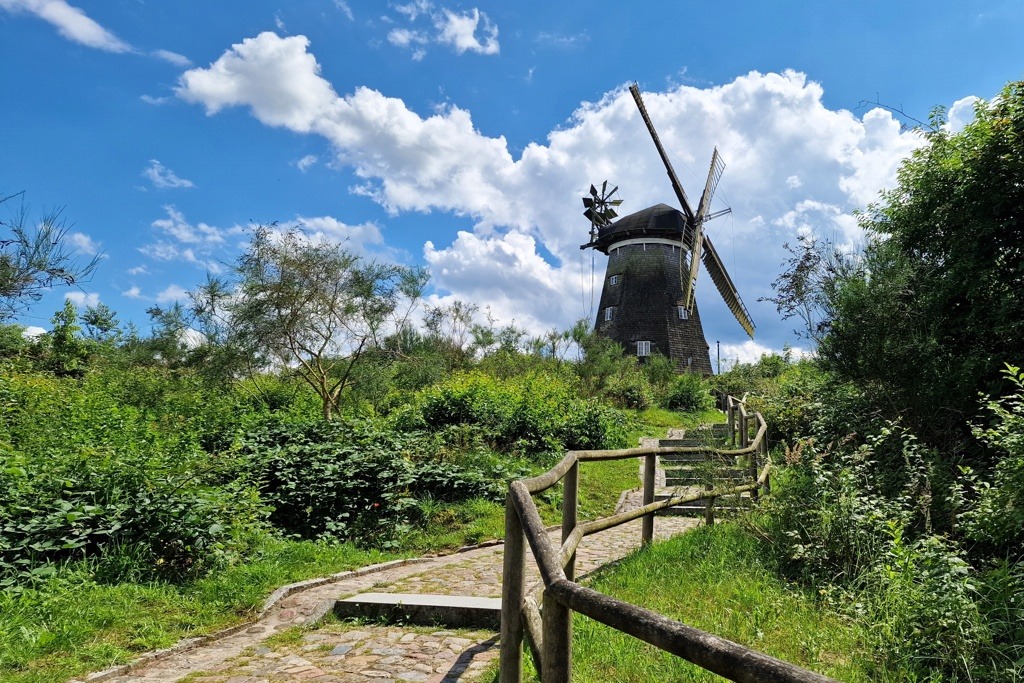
[
  {"x1": 609, "y1": 274, "x2": 619, "y2": 285},
  {"x1": 636, "y1": 340, "x2": 651, "y2": 357},
  {"x1": 678, "y1": 305, "x2": 689, "y2": 320},
  {"x1": 604, "y1": 307, "x2": 614, "y2": 322}
]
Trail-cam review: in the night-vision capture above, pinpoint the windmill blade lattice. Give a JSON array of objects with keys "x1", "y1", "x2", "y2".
[{"x1": 582, "y1": 181, "x2": 623, "y2": 241}]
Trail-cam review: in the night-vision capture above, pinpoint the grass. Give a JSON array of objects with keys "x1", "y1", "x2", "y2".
[
  {"x1": 0, "y1": 406, "x2": 707, "y2": 683},
  {"x1": 0, "y1": 537, "x2": 399, "y2": 683},
  {"x1": 555, "y1": 523, "x2": 890, "y2": 682}
]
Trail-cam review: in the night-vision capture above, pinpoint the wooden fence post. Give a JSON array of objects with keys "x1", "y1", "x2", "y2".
[
  {"x1": 642, "y1": 452, "x2": 656, "y2": 546},
  {"x1": 727, "y1": 399, "x2": 736, "y2": 446},
  {"x1": 542, "y1": 590, "x2": 572, "y2": 683},
  {"x1": 563, "y1": 461, "x2": 579, "y2": 581},
  {"x1": 500, "y1": 495, "x2": 525, "y2": 683}
]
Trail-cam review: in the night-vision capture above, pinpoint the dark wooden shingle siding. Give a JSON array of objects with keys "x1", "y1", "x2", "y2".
[{"x1": 595, "y1": 241, "x2": 713, "y2": 375}]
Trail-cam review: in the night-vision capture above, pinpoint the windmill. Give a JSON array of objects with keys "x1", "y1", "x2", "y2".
[{"x1": 580, "y1": 82, "x2": 754, "y2": 374}]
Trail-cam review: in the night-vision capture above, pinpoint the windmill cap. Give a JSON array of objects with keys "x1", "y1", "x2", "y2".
[{"x1": 583, "y1": 203, "x2": 695, "y2": 254}]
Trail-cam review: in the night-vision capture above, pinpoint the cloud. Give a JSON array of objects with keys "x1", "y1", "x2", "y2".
[
  {"x1": 333, "y1": 0, "x2": 354, "y2": 21},
  {"x1": 22, "y1": 325, "x2": 46, "y2": 339},
  {"x1": 122, "y1": 285, "x2": 143, "y2": 299},
  {"x1": 143, "y1": 159, "x2": 196, "y2": 189},
  {"x1": 301, "y1": 215, "x2": 387, "y2": 255},
  {"x1": 152, "y1": 49, "x2": 190, "y2": 67},
  {"x1": 392, "y1": 0, "x2": 431, "y2": 21},
  {"x1": 434, "y1": 8, "x2": 498, "y2": 55},
  {"x1": 946, "y1": 95, "x2": 980, "y2": 133},
  {"x1": 65, "y1": 291, "x2": 99, "y2": 308},
  {"x1": 296, "y1": 154, "x2": 319, "y2": 171},
  {"x1": 383, "y1": 3, "x2": 497, "y2": 59},
  {"x1": 156, "y1": 284, "x2": 189, "y2": 303},
  {"x1": 68, "y1": 231, "x2": 99, "y2": 254},
  {"x1": 178, "y1": 37, "x2": 933, "y2": 345},
  {"x1": 718, "y1": 340, "x2": 811, "y2": 370},
  {"x1": 535, "y1": 31, "x2": 589, "y2": 49},
  {"x1": 0, "y1": 0, "x2": 131, "y2": 52},
  {"x1": 140, "y1": 94, "x2": 171, "y2": 105},
  {"x1": 127, "y1": 265, "x2": 149, "y2": 276},
  {"x1": 140, "y1": 206, "x2": 242, "y2": 273}
]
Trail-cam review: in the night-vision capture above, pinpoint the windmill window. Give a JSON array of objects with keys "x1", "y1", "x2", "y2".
[
  {"x1": 678, "y1": 306, "x2": 689, "y2": 320},
  {"x1": 609, "y1": 274, "x2": 619, "y2": 285},
  {"x1": 604, "y1": 307, "x2": 614, "y2": 322},
  {"x1": 637, "y1": 341, "x2": 651, "y2": 357}
]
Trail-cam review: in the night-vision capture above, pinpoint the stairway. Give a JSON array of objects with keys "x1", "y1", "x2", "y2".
[{"x1": 651, "y1": 422, "x2": 757, "y2": 517}]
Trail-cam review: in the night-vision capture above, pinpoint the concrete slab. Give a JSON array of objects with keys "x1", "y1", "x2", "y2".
[{"x1": 333, "y1": 593, "x2": 501, "y2": 630}]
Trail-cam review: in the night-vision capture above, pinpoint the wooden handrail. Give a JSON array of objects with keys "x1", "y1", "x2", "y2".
[{"x1": 499, "y1": 395, "x2": 836, "y2": 683}]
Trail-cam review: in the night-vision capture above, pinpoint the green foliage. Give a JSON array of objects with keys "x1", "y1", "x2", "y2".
[
  {"x1": 0, "y1": 372, "x2": 265, "y2": 587},
  {"x1": 663, "y1": 372, "x2": 714, "y2": 412},
  {"x1": 755, "y1": 415, "x2": 1024, "y2": 680},
  {"x1": 415, "y1": 370, "x2": 628, "y2": 455},
  {"x1": 234, "y1": 417, "x2": 516, "y2": 547},
  {"x1": 600, "y1": 365, "x2": 653, "y2": 410},
  {"x1": 963, "y1": 364, "x2": 1024, "y2": 556},
  {"x1": 850, "y1": 525, "x2": 986, "y2": 677},
  {"x1": 0, "y1": 194, "x2": 101, "y2": 320},
  {"x1": 809, "y1": 81, "x2": 1024, "y2": 450}
]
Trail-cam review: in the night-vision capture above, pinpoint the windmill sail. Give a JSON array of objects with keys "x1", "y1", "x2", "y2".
[
  {"x1": 629, "y1": 83, "x2": 695, "y2": 223},
  {"x1": 683, "y1": 148, "x2": 726, "y2": 311},
  {"x1": 702, "y1": 235, "x2": 755, "y2": 338}
]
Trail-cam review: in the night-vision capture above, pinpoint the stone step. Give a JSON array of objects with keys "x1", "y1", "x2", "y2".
[
  {"x1": 333, "y1": 593, "x2": 501, "y2": 630},
  {"x1": 658, "y1": 439, "x2": 729, "y2": 449},
  {"x1": 654, "y1": 491, "x2": 753, "y2": 516},
  {"x1": 665, "y1": 476, "x2": 747, "y2": 487},
  {"x1": 657, "y1": 504, "x2": 750, "y2": 517},
  {"x1": 655, "y1": 454, "x2": 737, "y2": 464}
]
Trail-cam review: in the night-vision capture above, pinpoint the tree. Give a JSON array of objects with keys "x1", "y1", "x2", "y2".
[
  {"x1": 0, "y1": 193, "x2": 101, "y2": 319},
  {"x1": 786, "y1": 80, "x2": 1024, "y2": 450},
  {"x1": 225, "y1": 225, "x2": 426, "y2": 420}
]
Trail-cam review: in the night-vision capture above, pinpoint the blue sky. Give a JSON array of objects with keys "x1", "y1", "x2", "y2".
[{"x1": 2, "y1": 0, "x2": 1022, "y2": 362}]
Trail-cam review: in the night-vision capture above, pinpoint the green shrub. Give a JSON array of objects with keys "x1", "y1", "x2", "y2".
[
  {"x1": 663, "y1": 372, "x2": 714, "y2": 412},
  {"x1": 963, "y1": 364, "x2": 1024, "y2": 557},
  {"x1": 235, "y1": 417, "x2": 513, "y2": 547},
  {"x1": 560, "y1": 400, "x2": 629, "y2": 451},
  {"x1": 601, "y1": 368, "x2": 652, "y2": 410},
  {"x1": 0, "y1": 372, "x2": 265, "y2": 587},
  {"x1": 415, "y1": 371, "x2": 627, "y2": 455}
]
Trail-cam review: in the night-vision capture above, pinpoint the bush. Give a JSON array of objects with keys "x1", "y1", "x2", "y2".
[
  {"x1": 0, "y1": 372, "x2": 264, "y2": 586},
  {"x1": 601, "y1": 368, "x2": 652, "y2": 410},
  {"x1": 415, "y1": 371, "x2": 627, "y2": 455},
  {"x1": 560, "y1": 400, "x2": 629, "y2": 451},
  {"x1": 963, "y1": 364, "x2": 1024, "y2": 557},
  {"x1": 663, "y1": 372, "x2": 714, "y2": 412},
  {"x1": 235, "y1": 417, "x2": 516, "y2": 547}
]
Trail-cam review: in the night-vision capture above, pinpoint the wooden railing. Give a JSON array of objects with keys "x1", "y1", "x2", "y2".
[{"x1": 499, "y1": 395, "x2": 836, "y2": 683}]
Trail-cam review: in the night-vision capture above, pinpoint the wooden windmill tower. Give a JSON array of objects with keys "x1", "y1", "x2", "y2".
[{"x1": 581, "y1": 83, "x2": 755, "y2": 374}]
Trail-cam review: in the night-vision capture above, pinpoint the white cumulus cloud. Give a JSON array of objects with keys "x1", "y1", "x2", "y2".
[
  {"x1": 68, "y1": 231, "x2": 99, "y2": 254},
  {"x1": 156, "y1": 284, "x2": 189, "y2": 303},
  {"x1": 177, "y1": 34, "x2": 942, "y2": 347},
  {"x1": 65, "y1": 291, "x2": 99, "y2": 308},
  {"x1": 434, "y1": 8, "x2": 498, "y2": 55},
  {"x1": 946, "y1": 95, "x2": 980, "y2": 133},
  {"x1": 0, "y1": 0, "x2": 131, "y2": 52},
  {"x1": 140, "y1": 206, "x2": 242, "y2": 273}
]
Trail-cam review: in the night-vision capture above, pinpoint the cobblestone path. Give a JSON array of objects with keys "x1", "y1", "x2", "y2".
[{"x1": 84, "y1": 514, "x2": 696, "y2": 683}]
